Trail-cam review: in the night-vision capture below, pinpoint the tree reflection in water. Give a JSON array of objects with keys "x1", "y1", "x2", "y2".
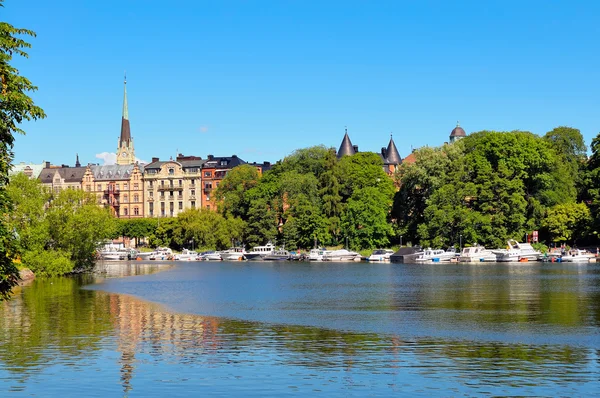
[{"x1": 0, "y1": 263, "x2": 598, "y2": 396}]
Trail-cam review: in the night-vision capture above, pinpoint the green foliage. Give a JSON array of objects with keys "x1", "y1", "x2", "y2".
[
  {"x1": 21, "y1": 249, "x2": 73, "y2": 277},
  {"x1": 542, "y1": 202, "x2": 591, "y2": 243},
  {"x1": 0, "y1": 1, "x2": 46, "y2": 298},
  {"x1": 117, "y1": 218, "x2": 156, "y2": 246},
  {"x1": 342, "y1": 187, "x2": 393, "y2": 249},
  {"x1": 395, "y1": 130, "x2": 583, "y2": 248},
  {"x1": 214, "y1": 164, "x2": 260, "y2": 219}
]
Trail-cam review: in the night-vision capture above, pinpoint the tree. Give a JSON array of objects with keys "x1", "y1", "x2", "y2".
[
  {"x1": 0, "y1": 3, "x2": 46, "y2": 297},
  {"x1": 341, "y1": 187, "x2": 394, "y2": 249},
  {"x1": 45, "y1": 189, "x2": 117, "y2": 271},
  {"x1": 544, "y1": 126, "x2": 587, "y2": 200},
  {"x1": 117, "y1": 218, "x2": 156, "y2": 247},
  {"x1": 542, "y1": 202, "x2": 591, "y2": 244},
  {"x1": 214, "y1": 164, "x2": 260, "y2": 220}
]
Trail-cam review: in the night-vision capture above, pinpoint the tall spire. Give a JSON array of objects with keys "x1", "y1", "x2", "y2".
[
  {"x1": 75, "y1": 153, "x2": 81, "y2": 168},
  {"x1": 120, "y1": 74, "x2": 131, "y2": 143}
]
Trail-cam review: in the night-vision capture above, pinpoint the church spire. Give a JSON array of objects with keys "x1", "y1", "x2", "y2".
[{"x1": 120, "y1": 74, "x2": 131, "y2": 144}]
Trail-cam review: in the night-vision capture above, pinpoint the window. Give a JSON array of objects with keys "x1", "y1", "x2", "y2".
[
  {"x1": 124, "y1": 208, "x2": 128, "y2": 216},
  {"x1": 134, "y1": 194, "x2": 139, "y2": 202},
  {"x1": 169, "y1": 191, "x2": 174, "y2": 197},
  {"x1": 149, "y1": 203, "x2": 154, "y2": 214},
  {"x1": 204, "y1": 171, "x2": 212, "y2": 178},
  {"x1": 133, "y1": 183, "x2": 139, "y2": 190},
  {"x1": 124, "y1": 183, "x2": 128, "y2": 190},
  {"x1": 169, "y1": 202, "x2": 174, "y2": 212},
  {"x1": 220, "y1": 160, "x2": 227, "y2": 166},
  {"x1": 178, "y1": 179, "x2": 183, "y2": 187},
  {"x1": 160, "y1": 192, "x2": 165, "y2": 198},
  {"x1": 149, "y1": 191, "x2": 153, "y2": 198},
  {"x1": 116, "y1": 184, "x2": 120, "y2": 190},
  {"x1": 178, "y1": 201, "x2": 183, "y2": 210},
  {"x1": 206, "y1": 195, "x2": 210, "y2": 201},
  {"x1": 123, "y1": 195, "x2": 128, "y2": 203},
  {"x1": 149, "y1": 181, "x2": 153, "y2": 187},
  {"x1": 134, "y1": 207, "x2": 139, "y2": 216},
  {"x1": 168, "y1": 168, "x2": 174, "y2": 175},
  {"x1": 191, "y1": 189, "x2": 195, "y2": 196},
  {"x1": 97, "y1": 184, "x2": 102, "y2": 191},
  {"x1": 86, "y1": 185, "x2": 91, "y2": 192},
  {"x1": 190, "y1": 179, "x2": 195, "y2": 186},
  {"x1": 191, "y1": 201, "x2": 195, "y2": 208}
]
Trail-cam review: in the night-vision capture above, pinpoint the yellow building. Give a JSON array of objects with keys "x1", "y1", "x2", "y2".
[
  {"x1": 82, "y1": 163, "x2": 145, "y2": 218},
  {"x1": 143, "y1": 155, "x2": 205, "y2": 218}
]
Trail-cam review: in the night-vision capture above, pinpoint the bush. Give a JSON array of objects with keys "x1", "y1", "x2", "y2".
[{"x1": 21, "y1": 250, "x2": 74, "y2": 277}]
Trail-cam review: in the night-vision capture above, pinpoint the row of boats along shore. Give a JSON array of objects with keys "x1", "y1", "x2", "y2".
[{"x1": 97, "y1": 239, "x2": 599, "y2": 264}]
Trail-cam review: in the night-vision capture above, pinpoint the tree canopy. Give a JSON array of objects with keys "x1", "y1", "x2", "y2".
[{"x1": 1, "y1": 3, "x2": 46, "y2": 298}]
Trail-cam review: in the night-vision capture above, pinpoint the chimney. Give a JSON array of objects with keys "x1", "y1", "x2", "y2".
[
  {"x1": 152, "y1": 157, "x2": 159, "y2": 163},
  {"x1": 208, "y1": 154, "x2": 214, "y2": 160},
  {"x1": 45, "y1": 161, "x2": 50, "y2": 168},
  {"x1": 352, "y1": 145, "x2": 359, "y2": 153}
]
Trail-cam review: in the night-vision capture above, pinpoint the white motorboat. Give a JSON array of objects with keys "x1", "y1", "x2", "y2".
[
  {"x1": 367, "y1": 249, "x2": 395, "y2": 262},
  {"x1": 322, "y1": 249, "x2": 361, "y2": 262},
  {"x1": 149, "y1": 247, "x2": 173, "y2": 260},
  {"x1": 220, "y1": 247, "x2": 246, "y2": 261},
  {"x1": 244, "y1": 242, "x2": 276, "y2": 260},
  {"x1": 416, "y1": 248, "x2": 458, "y2": 262},
  {"x1": 99, "y1": 248, "x2": 137, "y2": 261},
  {"x1": 458, "y1": 246, "x2": 497, "y2": 262},
  {"x1": 174, "y1": 249, "x2": 199, "y2": 261},
  {"x1": 308, "y1": 248, "x2": 329, "y2": 261},
  {"x1": 201, "y1": 251, "x2": 223, "y2": 261},
  {"x1": 492, "y1": 240, "x2": 540, "y2": 262},
  {"x1": 561, "y1": 249, "x2": 595, "y2": 263},
  {"x1": 263, "y1": 249, "x2": 291, "y2": 261}
]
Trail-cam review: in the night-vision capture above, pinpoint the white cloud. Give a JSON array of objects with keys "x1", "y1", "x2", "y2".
[
  {"x1": 199, "y1": 126, "x2": 209, "y2": 133},
  {"x1": 135, "y1": 157, "x2": 148, "y2": 165},
  {"x1": 95, "y1": 152, "x2": 117, "y2": 165}
]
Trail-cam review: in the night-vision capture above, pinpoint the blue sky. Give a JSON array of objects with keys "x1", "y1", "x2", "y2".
[{"x1": 5, "y1": 0, "x2": 600, "y2": 166}]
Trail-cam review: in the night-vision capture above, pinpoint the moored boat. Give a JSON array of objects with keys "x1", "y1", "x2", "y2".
[
  {"x1": 492, "y1": 240, "x2": 540, "y2": 262},
  {"x1": 308, "y1": 248, "x2": 329, "y2": 261},
  {"x1": 458, "y1": 246, "x2": 496, "y2": 262},
  {"x1": 416, "y1": 248, "x2": 457, "y2": 262},
  {"x1": 263, "y1": 249, "x2": 291, "y2": 261},
  {"x1": 220, "y1": 247, "x2": 246, "y2": 261},
  {"x1": 322, "y1": 249, "x2": 361, "y2": 262},
  {"x1": 561, "y1": 249, "x2": 595, "y2": 263},
  {"x1": 367, "y1": 249, "x2": 395, "y2": 262},
  {"x1": 245, "y1": 242, "x2": 276, "y2": 261}
]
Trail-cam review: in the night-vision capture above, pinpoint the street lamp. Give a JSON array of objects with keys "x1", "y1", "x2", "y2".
[
  {"x1": 459, "y1": 234, "x2": 462, "y2": 252},
  {"x1": 400, "y1": 235, "x2": 403, "y2": 247}
]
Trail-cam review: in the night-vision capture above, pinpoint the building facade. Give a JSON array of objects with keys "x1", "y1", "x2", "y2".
[
  {"x1": 143, "y1": 155, "x2": 205, "y2": 218},
  {"x1": 200, "y1": 155, "x2": 246, "y2": 211},
  {"x1": 82, "y1": 164, "x2": 145, "y2": 218},
  {"x1": 38, "y1": 161, "x2": 86, "y2": 193}
]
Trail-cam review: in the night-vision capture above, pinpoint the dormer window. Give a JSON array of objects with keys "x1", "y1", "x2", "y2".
[
  {"x1": 168, "y1": 168, "x2": 175, "y2": 175},
  {"x1": 220, "y1": 160, "x2": 227, "y2": 166}
]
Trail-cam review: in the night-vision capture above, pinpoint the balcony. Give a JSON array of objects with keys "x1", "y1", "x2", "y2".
[
  {"x1": 203, "y1": 186, "x2": 213, "y2": 193},
  {"x1": 104, "y1": 188, "x2": 120, "y2": 195},
  {"x1": 158, "y1": 185, "x2": 183, "y2": 192}
]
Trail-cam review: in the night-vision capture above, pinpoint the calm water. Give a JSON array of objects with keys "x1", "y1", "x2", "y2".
[{"x1": 1, "y1": 261, "x2": 599, "y2": 397}]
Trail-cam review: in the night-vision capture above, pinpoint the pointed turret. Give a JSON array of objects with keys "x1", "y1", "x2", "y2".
[
  {"x1": 75, "y1": 153, "x2": 81, "y2": 168},
  {"x1": 120, "y1": 75, "x2": 131, "y2": 144},
  {"x1": 337, "y1": 127, "x2": 356, "y2": 158},
  {"x1": 385, "y1": 134, "x2": 401, "y2": 165}
]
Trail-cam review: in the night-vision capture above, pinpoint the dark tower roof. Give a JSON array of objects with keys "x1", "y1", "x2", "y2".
[
  {"x1": 120, "y1": 75, "x2": 131, "y2": 143},
  {"x1": 450, "y1": 121, "x2": 466, "y2": 138},
  {"x1": 337, "y1": 128, "x2": 356, "y2": 158},
  {"x1": 75, "y1": 153, "x2": 81, "y2": 168},
  {"x1": 385, "y1": 134, "x2": 401, "y2": 165}
]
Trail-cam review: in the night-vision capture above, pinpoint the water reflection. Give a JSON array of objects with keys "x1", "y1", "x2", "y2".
[{"x1": 0, "y1": 262, "x2": 598, "y2": 396}]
